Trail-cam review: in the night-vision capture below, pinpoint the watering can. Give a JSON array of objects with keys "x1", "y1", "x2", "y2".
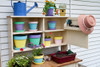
[{"x1": 11, "y1": 0, "x2": 38, "y2": 16}]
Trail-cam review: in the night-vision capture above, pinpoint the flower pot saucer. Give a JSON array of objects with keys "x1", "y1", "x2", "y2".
[
  {"x1": 15, "y1": 30, "x2": 25, "y2": 32},
  {"x1": 14, "y1": 47, "x2": 26, "y2": 50},
  {"x1": 32, "y1": 60, "x2": 45, "y2": 65},
  {"x1": 28, "y1": 44, "x2": 41, "y2": 48},
  {"x1": 29, "y1": 29, "x2": 37, "y2": 32}
]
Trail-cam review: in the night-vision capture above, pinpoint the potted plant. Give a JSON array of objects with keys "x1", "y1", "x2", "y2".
[
  {"x1": 7, "y1": 55, "x2": 33, "y2": 67},
  {"x1": 43, "y1": 0, "x2": 57, "y2": 16},
  {"x1": 32, "y1": 44, "x2": 45, "y2": 64},
  {"x1": 44, "y1": 36, "x2": 51, "y2": 46}
]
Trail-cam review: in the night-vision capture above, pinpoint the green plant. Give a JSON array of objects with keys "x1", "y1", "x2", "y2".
[
  {"x1": 45, "y1": 36, "x2": 51, "y2": 39},
  {"x1": 32, "y1": 44, "x2": 45, "y2": 56},
  {"x1": 33, "y1": 48, "x2": 43, "y2": 56},
  {"x1": 43, "y1": 0, "x2": 57, "y2": 15},
  {"x1": 7, "y1": 57, "x2": 16, "y2": 67},
  {"x1": 7, "y1": 55, "x2": 33, "y2": 67}
]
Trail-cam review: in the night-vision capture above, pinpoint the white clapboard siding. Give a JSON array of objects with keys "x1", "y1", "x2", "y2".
[
  {"x1": 0, "y1": 0, "x2": 100, "y2": 67},
  {"x1": 71, "y1": 0, "x2": 100, "y2": 67},
  {"x1": 0, "y1": 0, "x2": 68, "y2": 67}
]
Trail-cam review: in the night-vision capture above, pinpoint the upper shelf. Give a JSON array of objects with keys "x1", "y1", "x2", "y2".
[
  {"x1": 13, "y1": 30, "x2": 65, "y2": 35},
  {"x1": 13, "y1": 31, "x2": 43, "y2": 35},
  {"x1": 65, "y1": 27, "x2": 81, "y2": 31},
  {"x1": 7, "y1": 16, "x2": 68, "y2": 18},
  {"x1": 44, "y1": 29, "x2": 65, "y2": 32}
]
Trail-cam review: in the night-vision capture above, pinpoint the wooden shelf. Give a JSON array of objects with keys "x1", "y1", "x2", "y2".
[
  {"x1": 13, "y1": 43, "x2": 67, "y2": 53},
  {"x1": 7, "y1": 16, "x2": 88, "y2": 58},
  {"x1": 45, "y1": 43, "x2": 67, "y2": 48},
  {"x1": 8, "y1": 16, "x2": 68, "y2": 18},
  {"x1": 44, "y1": 29, "x2": 64, "y2": 32},
  {"x1": 13, "y1": 31, "x2": 43, "y2": 35},
  {"x1": 13, "y1": 47, "x2": 33, "y2": 53},
  {"x1": 65, "y1": 26, "x2": 81, "y2": 31}
]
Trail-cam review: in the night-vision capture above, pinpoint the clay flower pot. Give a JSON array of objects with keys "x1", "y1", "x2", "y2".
[
  {"x1": 46, "y1": 7, "x2": 54, "y2": 16},
  {"x1": 44, "y1": 38, "x2": 51, "y2": 46},
  {"x1": 33, "y1": 54, "x2": 44, "y2": 64},
  {"x1": 14, "y1": 22, "x2": 25, "y2": 32},
  {"x1": 54, "y1": 36, "x2": 63, "y2": 45},
  {"x1": 14, "y1": 35, "x2": 27, "y2": 50},
  {"x1": 48, "y1": 21, "x2": 56, "y2": 30},
  {"x1": 29, "y1": 34, "x2": 41, "y2": 46},
  {"x1": 29, "y1": 21, "x2": 38, "y2": 31}
]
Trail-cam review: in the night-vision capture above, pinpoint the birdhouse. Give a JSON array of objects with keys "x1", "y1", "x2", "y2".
[{"x1": 59, "y1": 4, "x2": 66, "y2": 16}]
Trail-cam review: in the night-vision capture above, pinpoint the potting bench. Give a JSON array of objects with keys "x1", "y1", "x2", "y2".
[
  {"x1": 7, "y1": 16, "x2": 88, "y2": 66},
  {"x1": 31, "y1": 58, "x2": 82, "y2": 67}
]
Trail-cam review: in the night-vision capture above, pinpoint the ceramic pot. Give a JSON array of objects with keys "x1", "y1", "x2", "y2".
[
  {"x1": 14, "y1": 35, "x2": 27, "y2": 50},
  {"x1": 14, "y1": 22, "x2": 25, "y2": 32},
  {"x1": 54, "y1": 37, "x2": 63, "y2": 45},
  {"x1": 48, "y1": 21, "x2": 56, "y2": 30},
  {"x1": 47, "y1": 7, "x2": 54, "y2": 16},
  {"x1": 44, "y1": 38, "x2": 51, "y2": 46},
  {"x1": 33, "y1": 54, "x2": 44, "y2": 64},
  {"x1": 29, "y1": 34, "x2": 41, "y2": 46},
  {"x1": 29, "y1": 21, "x2": 38, "y2": 31}
]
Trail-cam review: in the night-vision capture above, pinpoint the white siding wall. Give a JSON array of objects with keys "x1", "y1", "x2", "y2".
[
  {"x1": 0, "y1": 0, "x2": 69, "y2": 67},
  {"x1": 71, "y1": 0, "x2": 100, "y2": 67},
  {"x1": 0, "y1": 0, "x2": 100, "y2": 67}
]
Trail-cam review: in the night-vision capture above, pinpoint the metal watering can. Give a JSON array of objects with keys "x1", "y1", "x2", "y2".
[{"x1": 11, "y1": 0, "x2": 38, "y2": 16}]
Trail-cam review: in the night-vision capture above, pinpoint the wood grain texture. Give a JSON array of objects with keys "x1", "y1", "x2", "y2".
[{"x1": 31, "y1": 58, "x2": 82, "y2": 67}]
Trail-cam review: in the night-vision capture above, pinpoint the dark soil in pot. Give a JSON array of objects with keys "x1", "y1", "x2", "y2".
[
  {"x1": 13, "y1": 62, "x2": 31, "y2": 67},
  {"x1": 38, "y1": 54, "x2": 43, "y2": 56},
  {"x1": 54, "y1": 53, "x2": 68, "y2": 58}
]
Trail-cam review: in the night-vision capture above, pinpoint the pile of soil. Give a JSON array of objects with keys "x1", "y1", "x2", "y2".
[{"x1": 54, "y1": 53, "x2": 68, "y2": 58}]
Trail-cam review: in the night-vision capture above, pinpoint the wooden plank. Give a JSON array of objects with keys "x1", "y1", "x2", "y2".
[
  {"x1": 65, "y1": 27, "x2": 81, "y2": 31},
  {"x1": 8, "y1": 16, "x2": 68, "y2": 18},
  {"x1": 31, "y1": 58, "x2": 82, "y2": 67},
  {"x1": 44, "y1": 29, "x2": 65, "y2": 32},
  {"x1": 13, "y1": 43, "x2": 67, "y2": 53},
  {"x1": 13, "y1": 31, "x2": 43, "y2": 35},
  {"x1": 7, "y1": 17, "x2": 13, "y2": 59},
  {"x1": 67, "y1": 31, "x2": 88, "y2": 48}
]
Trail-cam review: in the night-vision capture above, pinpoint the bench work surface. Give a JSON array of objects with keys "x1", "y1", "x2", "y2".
[{"x1": 31, "y1": 58, "x2": 82, "y2": 67}]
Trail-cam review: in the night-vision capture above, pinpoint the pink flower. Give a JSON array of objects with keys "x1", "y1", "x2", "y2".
[
  {"x1": 33, "y1": 46, "x2": 35, "y2": 49},
  {"x1": 42, "y1": 44, "x2": 45, "y2": 48},
  {"x1": 35, "y1": 45, "x2": 37, "y2": 47}
]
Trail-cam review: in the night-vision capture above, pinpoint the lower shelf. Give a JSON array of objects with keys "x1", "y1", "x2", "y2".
[{"x1": 13, "y1": 43, "x2": 67, "y2": 53}]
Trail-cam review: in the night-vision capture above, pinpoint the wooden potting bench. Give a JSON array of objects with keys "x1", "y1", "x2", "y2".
[{"x1": 7, "y1": 16, "x2": 88, "y2": 67}]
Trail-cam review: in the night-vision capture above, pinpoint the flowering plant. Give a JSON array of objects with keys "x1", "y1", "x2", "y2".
[
  {"x1": 43, "y1": 0, "x2": 57, "y2": 15},
  {"x1": 32, "y1": 44, "x2": 45, "y2": 56},
  {"x1": 7, "y1": 55, "x2": 32, "y2": 67},
  {"x1": 45, "y1": 36, "x2": 51, "y2": 39}
]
